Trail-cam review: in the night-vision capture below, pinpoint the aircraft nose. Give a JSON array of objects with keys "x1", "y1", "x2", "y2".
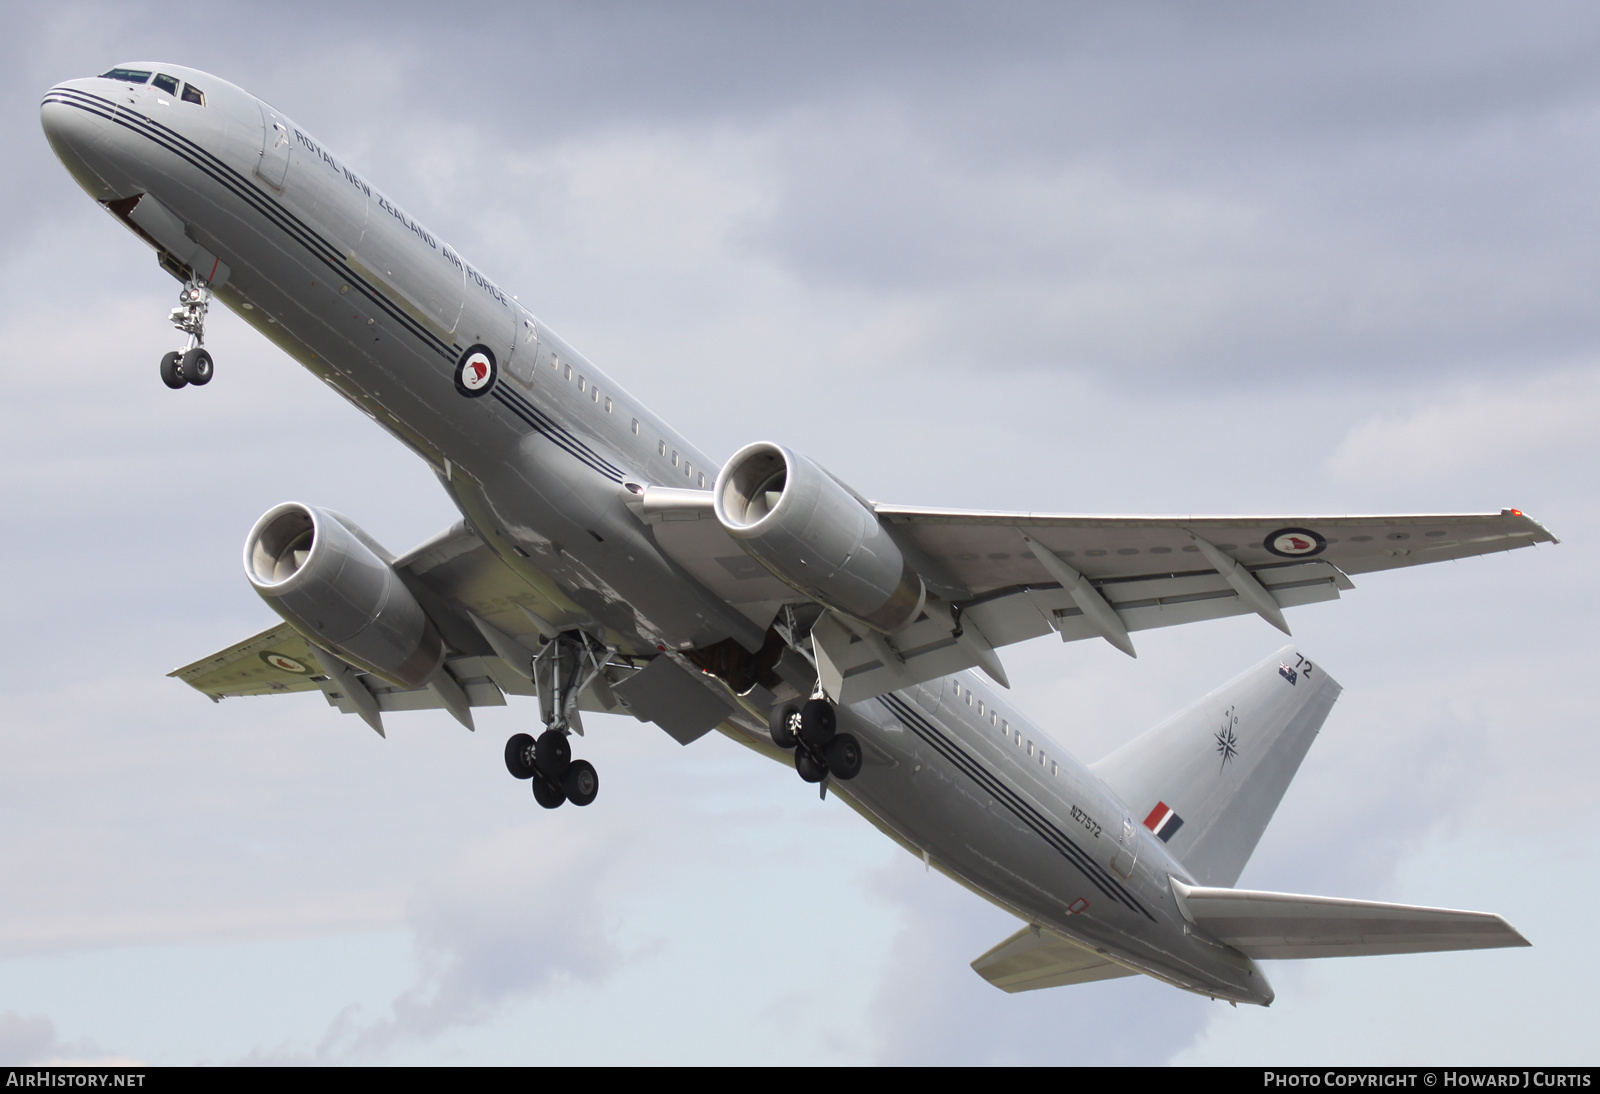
[{"x1": 41, "y1": 79, "x2": 123, "y2": 201}]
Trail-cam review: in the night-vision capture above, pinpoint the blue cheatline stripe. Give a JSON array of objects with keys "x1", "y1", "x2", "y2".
[
  {"x1": 45, "y1": 87, "x2": 629, "y2": 485},
  {"x1": 877, "y1": 693, "x2": 1153, "y2": 919},
  {"x1": 492, "y1": 386, "x2": 625, "y2": 483}
]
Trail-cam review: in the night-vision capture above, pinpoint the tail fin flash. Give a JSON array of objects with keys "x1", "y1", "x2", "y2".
[{"x1": 1091, "y1": 646, "x2": 1341, "y2": 887}]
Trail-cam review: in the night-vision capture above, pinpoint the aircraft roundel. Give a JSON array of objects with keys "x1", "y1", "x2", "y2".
[
  {"x1": 260, "y1": 651, "x2": 310, "y2": 674},
  {"x1": 454, "y1": 344, "x2": 498, "y2": 397},
  {"x1": 1263, "y1": 527, "x2": 1327, "y2": 558}
]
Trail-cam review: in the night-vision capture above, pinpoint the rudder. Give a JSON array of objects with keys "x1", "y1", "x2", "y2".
[{"x1": 1090, "y1": 646, "x2": 1341, "y2": 887}]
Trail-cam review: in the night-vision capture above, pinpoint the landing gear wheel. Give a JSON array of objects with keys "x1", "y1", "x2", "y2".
[
  {"x1": 824, "y1": 733, "x2": 863, "y2": 780},
  {"x1": 504, "y1": 733, "x2": 536, "y2": 779},
  {"x1": 799, "y1": 698, "x2": 836, "y2": 748},
  {"x1": 160, "y1": 351, "x2": 187, "y2": 389},
  {"x1": 562, "y1": 759, "x2": 599, "y2": 806},
  {"x1": 532, "y1": 776, "x2": 566, "y2": 809},
  {"x1": 795, "y1": 747, "x2": 828, "y2": 784},
  {"x1": 181, "y1": 348, "x2": 213, "y2": 386},
  {"x1": 769, "y1": 703, "x2": 801, "y2": 749},
  {"x1": 535, "y1": 729, "x2": 571, "y2": 780}
]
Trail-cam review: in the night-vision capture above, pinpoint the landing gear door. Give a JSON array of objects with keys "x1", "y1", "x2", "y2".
[{"x1": 256, "y1": 103, "x2": 291, "y2": 189}]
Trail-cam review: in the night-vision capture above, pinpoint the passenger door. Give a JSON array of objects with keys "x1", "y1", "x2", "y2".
[{"x1": 255, "y1": 103, "x2": 291, "y2": 189}]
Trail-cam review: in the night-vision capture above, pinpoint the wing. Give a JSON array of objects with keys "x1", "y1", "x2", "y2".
[
  {"x1": 1170, "y1": 880, "x2": 1530, "y2": 959},
  {"x1": 170, "y1": 522, "x2": 641, "y2": 735},
  {"x1": 812, "y1": 507, "x2": 1555, "y2": 704},
  {"x1": 169, "y1": 622, "x2": 328, "y2": 699}
]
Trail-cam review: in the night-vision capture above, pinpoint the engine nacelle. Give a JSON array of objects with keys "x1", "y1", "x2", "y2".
[
  {"x1": 714, "y1": 442, "x2": 924, "y2": 632},
  {"x1": 244, "y1": 502, "x2": 444, "y2": 688}
]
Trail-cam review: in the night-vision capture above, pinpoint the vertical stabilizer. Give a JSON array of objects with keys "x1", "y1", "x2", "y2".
[{"x1": 1090, "y1": 646, "x2": 1340, "y2": 887}]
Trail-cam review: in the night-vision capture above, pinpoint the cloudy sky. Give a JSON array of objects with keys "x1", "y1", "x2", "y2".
[{"x1": 1, "y1": 0, "x2": 1596, "y2": 1065}]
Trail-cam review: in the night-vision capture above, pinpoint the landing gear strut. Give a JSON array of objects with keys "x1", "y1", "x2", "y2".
[
  {"x1": 503, "y1": 631, "x2": 609, "y2": 809},
  {"x1": 159, "y1": 278, "x2": 214, "y2": 389},
  {"x1": 769, "y1": 696, "x2": 862, "y2": 786}
]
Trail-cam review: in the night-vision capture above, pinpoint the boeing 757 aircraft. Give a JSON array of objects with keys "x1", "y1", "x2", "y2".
[{"x1": 41, "y1": 63, "x2": 1549, "y2": 1004}]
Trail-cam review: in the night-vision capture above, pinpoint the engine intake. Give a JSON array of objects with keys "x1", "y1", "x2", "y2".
[
  {"x1": 714, "y1": 442, "x2": 923, "y2": 632},
  {"x1": 244, "y1": 502, "x2": 443, "y2": 688}
]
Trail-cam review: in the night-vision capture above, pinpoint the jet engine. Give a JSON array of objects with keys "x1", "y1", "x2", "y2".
[
  {"x1": 714, "y1": 442, "x2": 924, "y2": 632},
  {"x1": 244, "y1": 502, "x2": 444, "y2": 688}
]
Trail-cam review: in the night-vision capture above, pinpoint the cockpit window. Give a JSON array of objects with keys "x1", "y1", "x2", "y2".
[
  {"x1": 101, "y1": 68, "x2": 151, "y2": 85},
  {"x1": 151, "y1": 73, "x2": 179, "y2": 95},
  {"x1": 180, "y1": 83, "x2": 205, "y2": 106}
]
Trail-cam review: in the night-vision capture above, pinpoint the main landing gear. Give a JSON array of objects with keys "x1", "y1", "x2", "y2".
[
  {"x1": 503, "y1": 631, "x2": 608, "y2": 810},
  {"x1": 504, "y1": 730, "x2": 599, "y2": 809},
  {"x1": 769, "y1": 697, "x2": 862, "y2": 787},
  {"x1": 159, "y1": 278, "x2": 214, "y2": 389}
]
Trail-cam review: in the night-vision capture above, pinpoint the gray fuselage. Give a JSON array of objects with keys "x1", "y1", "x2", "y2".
[{"x1": 41, "y1": 64, "x2": 1273, "y2": 1004}]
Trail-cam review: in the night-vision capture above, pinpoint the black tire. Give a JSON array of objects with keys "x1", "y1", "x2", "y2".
[
  {"x1": 160, "y1": 351, "x2": 186, "y2": 389},
  {"x1": 562, "y1": 759, "x2": 599, "y2": 806},
  {"x1": 799, "y1": 698, "x2": 836, "y2": 748},
  {"x1": 769, "y1": 703, "x2": 801, "y2": 749},
  {"x1": 824, "y1": 732, "x2": 863, "y2": 780},
  {"x1": 504, "y1": 733, "x2": 536, "y2": 779},
  {"x1": 181, "y1": 348, "x2": 213, "y2": 386},
  {"x1": 535, "y1": 729, "x2": 571, "y2": 780},
  {"x1": 795, "y1": 747, "x2": 828, "y2": 784},
  {"x1": 532, "y1": 776, "x2": 566, "y2": 809}
]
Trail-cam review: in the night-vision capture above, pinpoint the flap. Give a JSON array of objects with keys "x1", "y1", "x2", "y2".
[
  {"x1": 971, "y1": 924, "x2": 1137, "y2": 992},
  {"x1": 813, "y1": 559, "x2": 1349, "y2": 705},
  {"x1": 1170, "y1": 879, "x2": 1531, "y2": 959}
]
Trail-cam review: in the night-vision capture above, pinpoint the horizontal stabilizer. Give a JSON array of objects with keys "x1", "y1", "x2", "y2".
[
  {"x1": 971, "y1": 924, "x2": 1137, "y2": 992},
  {"x1": 1171, "y1": 880, "x2": 1530, "y2": 959}
]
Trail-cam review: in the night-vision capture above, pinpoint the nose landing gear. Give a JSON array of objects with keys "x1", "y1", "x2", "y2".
[
  {"x1": 503, "y1": 632, "x2": 610, "y2": 810},
  {"x1": 769, "y1": 697, "x2": 863, "y2": 786},
  {"x1": 159, "y1": 279, "x2": 214, "y2": 389}
]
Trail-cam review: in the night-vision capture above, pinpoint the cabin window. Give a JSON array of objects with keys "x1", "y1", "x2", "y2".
[
  {"x1": 152, "y1": 74, "x2": 179, "y2": 95},
  {"x1": 631, "y1": 418, "x2": 639, "y2": 434},
  {"x1": 952, "y1": 683, "x2": 960, "y2": 697},
  {"x1": 102, "y1": 68, "x2": 151, "y2": 84},
  {"x1": 1051, "y1": 761, "x2": 1058, "y2": 776},
  {"x1": 990, "y1": 712, "x2": 997, "y2": 726},
  {"x1": 592, "y1": 387, "x2": 600, "y2": 403},
  {"x1": 671, "y1": 451, "x2": 679, "y2": 467},
  {"x1": 577, "y1": 376, "x2": 586, "y2": 392},
  {"x1": 1027, "y1": 741, "x2": 1034, "y2": 756},
  {"x1": 965, "y1": 693, "x2": 972, "y2": 706},
  {"x1": 605, "y1": 397, "x2": 613, "y2": 413},
  {"x1": 977, "y1": 701, "x2": 985, "y2": 716},
  {"x1": 658, "y1": 440, "x2": 666, "y2": 456},
  {"x1": 698, "y1": 472, "x2": 706, "y2": 488},
  {"x1": 684, "y1": 462, "x2": 692, "y2": 477},
  {"x1": 1000, "y1": 719, "x2": 1008, "y2": 735},
  {"x1": 563, "y1": 364, "x2": 572, "y2": 381}
]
